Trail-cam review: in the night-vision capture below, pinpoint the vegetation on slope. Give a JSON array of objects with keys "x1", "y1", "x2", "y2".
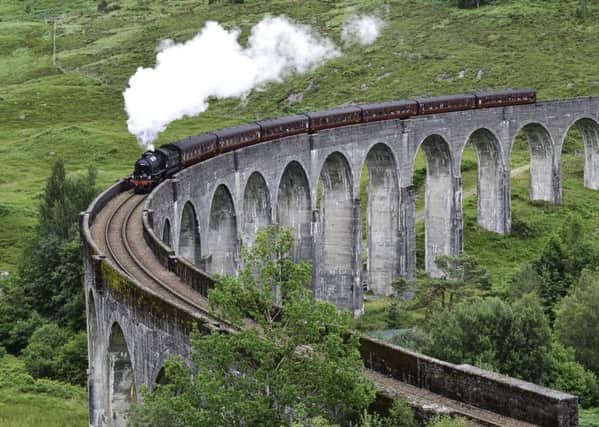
[
  {"x1": 0, "y1": 355, "x2": 87, "y2": 427},
  {"x1": 1, "y1": 0, "x2": 598, "y2": 271}
]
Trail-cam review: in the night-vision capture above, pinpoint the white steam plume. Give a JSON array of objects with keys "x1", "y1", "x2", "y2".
[
  {"x1": 124, "y1": 16, "x2": 339, "y2": 148},
  {"x1": 341, "y1": 14, "x2": 384, "y2": 46}
]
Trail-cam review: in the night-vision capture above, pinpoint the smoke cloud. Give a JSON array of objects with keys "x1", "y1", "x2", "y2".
[
  {"x1": 124, "y1": 16, "x2": 339, "y2": 148},
  {"x1": 341, "y1": 14, "x2": 384, "y2": 46}
]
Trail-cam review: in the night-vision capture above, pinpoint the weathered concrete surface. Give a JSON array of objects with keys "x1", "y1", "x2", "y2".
[
  {"x1": 365, "y1": 144, "x2": 400, "y2": 295},
  {"x1": 145, "y1": 96, "x2": 599, "y2": 312},
  {"x1": 361, "y1": 336, "x2": 578, "y2": 427}
]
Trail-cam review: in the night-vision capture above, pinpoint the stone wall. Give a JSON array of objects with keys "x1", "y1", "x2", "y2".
[{"x1": 360, "y1": 336, "x2": 578, "y2": 426}]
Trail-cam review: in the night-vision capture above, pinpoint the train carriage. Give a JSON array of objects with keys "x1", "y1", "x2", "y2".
[
  {"x1": 170, "y1": 133, "x2": 218, "y2": 168},
  {"x1": 475, "y1": 89, "x2": 536, "y2": 108},
  {"x1": 306, "y1": 106, "x2": 362, "y2": 132},
  {"x1": 215, "y1": 123, "x2": 261, "y2": 154},
  {"x1": 415, "y1": 94, "x2": 477, "y2": 115},
  {"x1": 361, "y1": 100, "x2": 418, "y2": 122},
  {"x1": 257, "y1": 115, "x2": 310, "y2": 141}
]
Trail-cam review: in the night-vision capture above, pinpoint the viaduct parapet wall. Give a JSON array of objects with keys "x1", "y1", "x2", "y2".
[{"x1": 83, "y1": 96, "x2": 599, "y2": 426}]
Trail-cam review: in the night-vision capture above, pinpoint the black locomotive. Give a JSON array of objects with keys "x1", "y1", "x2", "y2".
[{"x1": 128, "y1": 89, "x2": 536, "y2": 193}]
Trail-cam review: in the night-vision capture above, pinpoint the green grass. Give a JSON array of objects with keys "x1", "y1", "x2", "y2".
[
  {"x1": 581, "y1": 407, "x2": 599, "y2": 427},
  {"x1": 0, "y1": 355, "x2": 87, "y2": 427},
  {"x1": 1, "y1": 0, "x2": 598, "y2": 272}
]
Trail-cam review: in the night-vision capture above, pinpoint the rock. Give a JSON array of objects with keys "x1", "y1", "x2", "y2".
[
  {"x1": 457, "y1": 70, "x2": 465, "y2": 79},
  {"x1": 286, "y1": 92, "x2": 304, "y2": 105},
  {"x1": 361, "y1": 83, "x2": 369, "y2": 90},
  {"x1": 377, "y1": 72, "x2": 392, "y2": 81},
  {"x1": 0, "y1": 272, "x2": 10, "y2": 280},
  {"x1": 436, "y1": 73, "x2": 453, "y2": 82},
  {"x1": 567, "y1": 82, "x2": 575, "y2": 88},
  {"x1": 476, "y1": 69, "x2": 484, "y2": 81}
]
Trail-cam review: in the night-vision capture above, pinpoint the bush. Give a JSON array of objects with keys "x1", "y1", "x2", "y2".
[
  {"x1": 548, "y1": 342, "x2": 599, "y2": 408},
  {"x1": 22, "y1": 323, "x2": 68, "y2": 380},
  {"x1": 385, "y1": 400, "x2": 418, "y2": 427},
  {"x1": 0, "y1": 345, "x2": 6, "y2": 359},
  {"x1": 422, "y1": 294, "x2": 552, "y2": 383},
  {"x1": 21, "y1": 324, "x2": 87, "y2": 386},
  {"x1": 56, "y1": 332, "x2": 88, "y2": 386},
  {"x1": 555, "y1": 270, "x2": 599, "y2": 375}
]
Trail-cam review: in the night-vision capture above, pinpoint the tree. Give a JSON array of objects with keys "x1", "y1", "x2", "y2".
[
  {"x1": 555, "y1": 270, "x2": 599, "y2": 375},
  {"x1": 422, "y1": 294, "x2": 552, "y2": 383},
  {"x1": 129, "y1": 226, "x2": 375, "y2": 426},
  {"x1": 18, "y1": 160, "x2": 97, "y2": 330},
  {"x1": 533, "y1": 215, "x2": 598, "y2": 321},
  {"x1": 395, "y1": 254, "x2": 491, "y2": 318},
  {"x1": 22, "y1": 323, "x2": 69, "y2": 380},
  {"x1": 20, "y1": 324, "x2": 88, "y2": 386},
  {"x1": 548, "y1": 341, "x2": 599, "y2": 408}
]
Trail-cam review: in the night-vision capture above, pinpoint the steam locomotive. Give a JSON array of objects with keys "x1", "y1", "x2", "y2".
[{"x1": 128, "y1": 89, "x2": 536, "y2": 193}]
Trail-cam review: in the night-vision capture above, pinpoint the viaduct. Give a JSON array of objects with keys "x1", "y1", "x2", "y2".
[{"x1": 82, "y1": 96, "x2": 599, "y2": 427}]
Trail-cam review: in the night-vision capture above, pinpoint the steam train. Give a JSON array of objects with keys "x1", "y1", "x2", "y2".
[{"x1": 128, "y1": 89, "x2": 536, "y2": 193}]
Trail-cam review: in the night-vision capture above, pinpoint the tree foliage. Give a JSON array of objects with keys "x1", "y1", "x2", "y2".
[
  {"x1": 532, "y1": 215, "x2": 598, "y2": 321},
  {"x1": 422, "y1": 294, "x2": 552, "y2": 383},
  {"x1": 21, "y1": 324, "x2": 87, "y2": 386},
  {"x1": 18, "y1": 160, "x2": 97, "y2": 332},
  {"x1": 130, "y1": 226, "x2": 375, "y2": 426},
  {"x1": 555, "y1": 270, "x2": 599, "y2": 376},
  {"x1": 548, "y1": 341, "x2": 599, "y2": 408},
  {"x1": 0, "y1": 160, "x2": 95, "y2": 386},
  {"x1": 394, "y1": 254, "x2": 491, "y2": 318}
]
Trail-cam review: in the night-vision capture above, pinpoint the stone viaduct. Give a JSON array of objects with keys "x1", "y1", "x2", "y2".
[{"x1": 82, "y1": 96, "x2": 598, "y2": 427}]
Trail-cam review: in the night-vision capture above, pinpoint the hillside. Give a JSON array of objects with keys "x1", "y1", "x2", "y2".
[{"x1": 1, "y1": 0, "x2": 598, "y2": 272}]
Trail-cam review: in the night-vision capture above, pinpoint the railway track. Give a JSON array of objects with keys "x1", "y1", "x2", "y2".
[{"x1": 91, "y1": 189, "x2": 216, "y2": 323}]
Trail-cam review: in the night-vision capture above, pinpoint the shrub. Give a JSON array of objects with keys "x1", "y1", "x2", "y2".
[
  {"x1": 21, "y1": 324, "x2": 88, "y2": 385},
  {"x1": 22, "y1": 323, "x2": 68, "y2": 380},
  {"x1": 548, "y1": 342, "x2": 599, "y2": 408},
  {"x1": 555, "y1": 270, "x2": 599, "y2": 375},
  {"x1": 422, "y1": 294, "x2": 552, "y2": 383}
]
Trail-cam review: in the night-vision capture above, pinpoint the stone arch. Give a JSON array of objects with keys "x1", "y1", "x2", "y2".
[
  {"x1": 243, "y1": 172, "x2": 272, "y2": 247},
  {"x1": 314, "y1": 152, "x2": 358, "y2": 311},
  {"x1": 415, "y1": 135, "x2": 455, "y2": 274},
  {"x1": 208, "y1": 184, "x2": 238, "y2": 275},
  {"x1": 162, "y1": 218, "x2": 171, "y2": 247},
  {"x1": 463, "y1": 128, "x2": 507, "y2": 234},
  {"x1": 277, "y1": 161, "x2": 312, "y2": 262},
  {"x1": 513, "y1": 123, "x2": 556, "y2": 202},
  {"x1": 564, "y1": 118, "x2": 599, "y2": 190},
  {"x1": 106, "y1": 322, "x2": 135, "y2": 427},
  {"x1": 178, "y1": 202, "x2": 201, "y2": 265},
  {"x1": 362, "y1": 143, "x2": 400, "y2": 295}
]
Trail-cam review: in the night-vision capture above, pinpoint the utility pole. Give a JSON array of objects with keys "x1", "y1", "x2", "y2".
[{"x1": 52, "y1": 19, "x2": 57, "y2": 66}]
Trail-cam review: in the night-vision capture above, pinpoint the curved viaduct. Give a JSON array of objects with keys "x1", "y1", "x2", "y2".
[{"x1": 82, "y1": 96, "x2": 598, "y2": 427}]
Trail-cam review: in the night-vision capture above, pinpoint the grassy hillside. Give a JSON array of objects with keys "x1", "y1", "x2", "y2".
[
  {"x1": 0, "y1": 355, "x2": 87, "y2": 427},
  {"x1": 1, "y1": 0, "x2": 598, "y2": 272}
]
